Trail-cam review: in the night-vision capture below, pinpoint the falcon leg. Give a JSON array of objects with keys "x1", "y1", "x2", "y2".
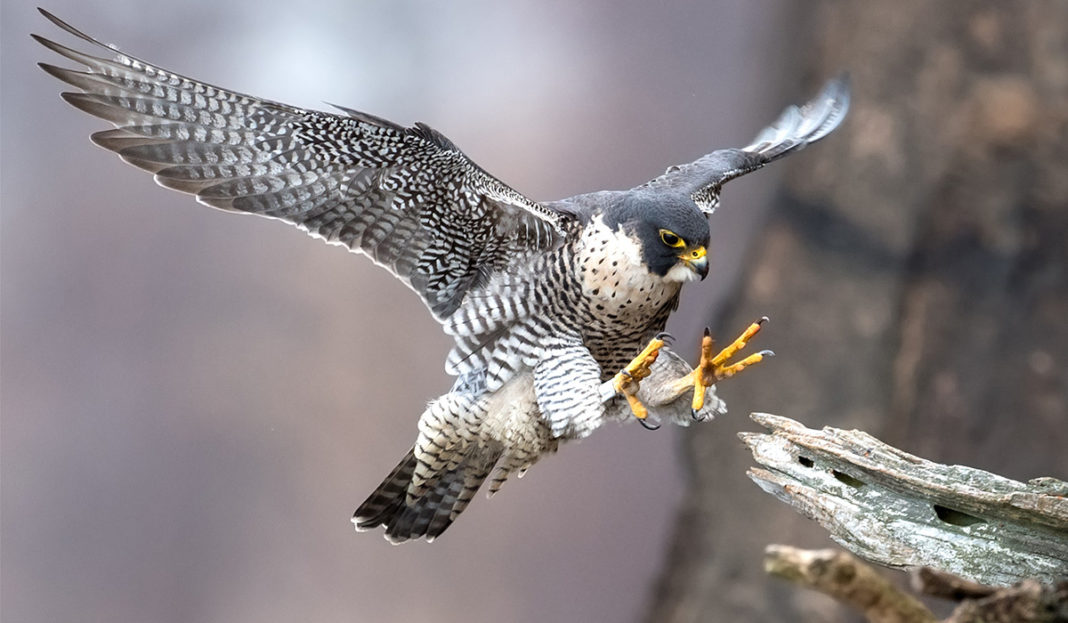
[
  {"x1": 611, "y1": 333, "x2": 670, "y2": 430},
  {"x1": 676, "y1": 317, "x2": 775, "y2": 418}
]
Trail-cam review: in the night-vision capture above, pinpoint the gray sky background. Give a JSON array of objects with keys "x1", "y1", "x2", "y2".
[{"x1": 2, "y1": 2, "x2": 807, "y2": 621}]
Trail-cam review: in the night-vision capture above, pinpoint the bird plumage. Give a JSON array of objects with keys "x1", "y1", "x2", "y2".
[{"x1": 35, "y1": 9, "x2": 849, "y2": 543}]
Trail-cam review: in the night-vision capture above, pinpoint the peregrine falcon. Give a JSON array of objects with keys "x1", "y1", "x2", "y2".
[{"x1": 36, "y1": 10, "x2": 849, "y2": 543}]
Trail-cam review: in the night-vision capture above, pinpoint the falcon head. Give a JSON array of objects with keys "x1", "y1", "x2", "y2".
[{"x1": 606, "y1": 192, "x2": 710, "y2": 283}]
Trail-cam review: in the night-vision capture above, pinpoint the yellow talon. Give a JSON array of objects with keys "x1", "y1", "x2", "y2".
[
  {"x1": 689, "y1": 318, "x2": 774, "y2": 412},
  {"x1": 620, "y1": 374, "x2": 649, "y2": 420},
  {"x1": 715, "y1": 351, "x2": 769, "y2": 380},
  {"x1": 712, "y1": 317, "x2": 766, "y2": 366},
  {"x1": 612, "y1": 336, "x2": 666, "y2": 423}
]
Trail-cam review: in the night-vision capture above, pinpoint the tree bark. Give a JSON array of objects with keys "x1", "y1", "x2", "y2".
[{"x1": 647, "y1": 2, "x2": 1068, "y2": 621}]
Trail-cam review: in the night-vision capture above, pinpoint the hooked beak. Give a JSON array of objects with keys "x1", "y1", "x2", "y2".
[{"x1": 681, "y1": 246, "x2": 709, "y2": 280}]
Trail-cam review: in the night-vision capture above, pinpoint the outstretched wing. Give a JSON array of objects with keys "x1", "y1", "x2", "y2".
[
  {"x1": 640, "y1": 75, "x2": 850, "y2": 214},
  {"x1": 34, "y1": 9, "x2": 568, "y2": 320}
]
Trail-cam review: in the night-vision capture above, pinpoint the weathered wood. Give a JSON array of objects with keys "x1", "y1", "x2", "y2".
[
  {"x1": 942, "y1": 579, "x2": 1068, "y2": 623},
  {"x1": 764, "y1": 545, "x2": 938, "y2": 623},
  {"x1": 740, "y1": 412, "x2": 1068, "y2": 586},
  {"x1": 767, "y1": 547, "x2": 1068, "y2": 623}
]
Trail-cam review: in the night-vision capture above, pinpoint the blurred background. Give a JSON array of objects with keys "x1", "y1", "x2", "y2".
[{"x1": 3, "y1": 2, "x2": 1066, "y2": 622}]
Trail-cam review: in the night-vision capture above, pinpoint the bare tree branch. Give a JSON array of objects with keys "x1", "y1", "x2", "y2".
[
  {"x1": 942, "y1": 579, "x2": 1068, "y2": 623},
  {"x1": 910, "y1": 567, "x2": 997, "y2": 601},
  {"x1": 741, "y1": 413, "x2": 1068, "y2": 585},
  {"x1": 768, "y1": 547, "x2": 1068, "y2": 623},
  {"x1": 764, "y1": 545, "x2": 938, "y2": 623}
]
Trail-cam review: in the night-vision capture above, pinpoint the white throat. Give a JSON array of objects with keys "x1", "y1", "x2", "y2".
[
  {"x1": 665, "y1": 262, "x2": 702, "y2": 283},
  {"x1": 575, "y1": 215, "x2": 683, "y2": 318}
]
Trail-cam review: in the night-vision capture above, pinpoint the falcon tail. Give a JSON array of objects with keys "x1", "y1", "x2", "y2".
[{"x1": 353, "y1": 445, "x2": 503, "y2": 543}]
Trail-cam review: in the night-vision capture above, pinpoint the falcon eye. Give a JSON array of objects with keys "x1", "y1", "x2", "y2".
[{"x1": 659, "y1": 229, "x2": 685, "y2": 248}]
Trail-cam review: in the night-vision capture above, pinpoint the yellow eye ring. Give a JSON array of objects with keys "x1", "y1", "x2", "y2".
[{"x1": 659, "y1": 229, "x2": 685, "y2": 248}]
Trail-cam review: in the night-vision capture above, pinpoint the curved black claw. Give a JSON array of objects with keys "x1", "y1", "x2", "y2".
[
  {"x1": 691, "y1": 408, "x2": 701, "y2": 421},
  {"x1": 638, "y1": 417, "x2": 661, "y2": 431},
  {"x1": 759, "y1": 349, "x2": 776, "y2": 357},
  {"x1": 758, "y1": 316, "x2": 770, "y2": 325},
  {"x1": 655, "y1": 331, "x2": 675, "y2": 345}
]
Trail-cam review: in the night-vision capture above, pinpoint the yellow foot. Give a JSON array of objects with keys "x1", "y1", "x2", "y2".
[
  {"x1": 688, "y1": 317, "x2": 774, "y2": 415},
  {"x1": 612, "y1": 333, "x2": 668, "y2": 430}
]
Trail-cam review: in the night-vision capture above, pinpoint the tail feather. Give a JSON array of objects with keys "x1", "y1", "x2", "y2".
[
  {"x1": 352, "y1": 448, "x2": 416, "y2": 532},
  {"x1": 353, "y1": 443, "x2": 503, "y2": 543}
]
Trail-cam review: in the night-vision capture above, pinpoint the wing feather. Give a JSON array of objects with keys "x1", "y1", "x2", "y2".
[
  {"x1": 36, "y1": 9, "x2": 568, "y2": 320},
  {"x1": 640, "y1": 75, "x2": 850, "y2": 214}
]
